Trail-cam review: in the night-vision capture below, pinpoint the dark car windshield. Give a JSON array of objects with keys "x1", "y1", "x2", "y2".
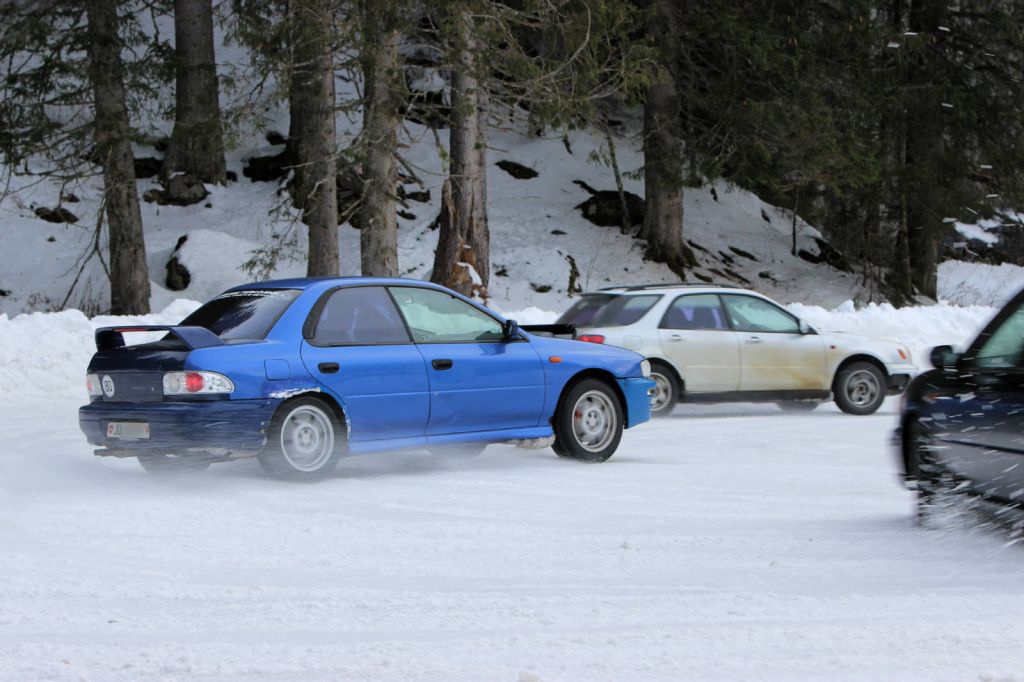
[
  {"x1": 179, "y1": 289, "x2": 300, "y2": 340},
  {"x1": 556, "y1": 294, "x2": 661, "y2": 328}
]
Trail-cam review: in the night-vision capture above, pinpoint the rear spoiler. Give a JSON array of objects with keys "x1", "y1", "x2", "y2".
[
  {"x1": 520, "y1": 324, "x2": 577, "y2": 340},
  {"x1": 95, "y1": 325, "x2": 224, "y2": 352}
]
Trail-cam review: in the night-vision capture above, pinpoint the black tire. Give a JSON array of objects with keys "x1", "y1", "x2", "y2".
[
  {"x1": 258, "y1": 396, "x2": 345, "y2": 480},
  {"x1": 552, "y1": 378, "x2": 624, "y2": 463},
  {"x1": 647, "y1": 361, "x2": 679, "y2": 418},
  {"x1": 776, "y1": 401, "x2": 818, "y2": 413},
  {"x1": 833, "y1": 361, "x2": 887, "y2": 415},
  {"x1": 905, "y1": 417, "x2": 954, "y2": 527},
  {"x1": 136, "y1": 452, "x2": 211, "y2": 475},
  {"x1": 429, "y1": 443, "x2": 487, "y2": 458}
]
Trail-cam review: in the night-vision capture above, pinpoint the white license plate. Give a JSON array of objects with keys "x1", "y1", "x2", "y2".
[{"x1": 106, "y1": 422, "x2": 150, "y2": 440}]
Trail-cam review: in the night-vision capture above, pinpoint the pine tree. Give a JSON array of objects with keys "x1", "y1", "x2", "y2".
[
  {"x1": 85, "y1": 0, "x2": 151, "y2": 314},
  {"x1": 357, "y1": 0, "x2": 402, "y2": 278},
  {"x1": 287, "y1": 0, "x2": 339, "y2": 277},
  {"x1": 164, "y1": 0, "x2": 227, "y2": 184},
  {"x1": 431, "y1": 2, "x2": 489, "y2": 297}
]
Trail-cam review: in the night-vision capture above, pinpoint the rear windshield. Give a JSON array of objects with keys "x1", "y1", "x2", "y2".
[
  {"x1": 556, "y1": 294, "x2": 661, "y2": 327},
  {"x1": 179, "y1": 289, "x2": 300, "y2": 340}
]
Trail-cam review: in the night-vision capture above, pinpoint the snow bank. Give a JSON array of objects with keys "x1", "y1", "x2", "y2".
[
  {"x1": 0, "y1": 299, "x2": 199, "y2": 399},
  {"x1": 938, "y1": 259, "x2": 1024, "y2": 307},
  {"x1": 0, "y1": 297, "x2": 999, "y2": 402}
]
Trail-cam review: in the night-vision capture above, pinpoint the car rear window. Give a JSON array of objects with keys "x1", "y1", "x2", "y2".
[
  {"x1": 179, "y1": 289, "x2": 300, "y2": 340},
  {"x1": 556, "y1": 294, "x2": 661, "y2": 327}
]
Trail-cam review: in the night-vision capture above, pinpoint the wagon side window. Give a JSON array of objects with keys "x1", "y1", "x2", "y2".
[
  {"x1": 312, "y1": 287, "x2": 411, "y2": 345},
  {"x1": 720, "y1": 295, "x2": 800, "y2": 334},
  {"x1": 660, "y1": 294, "x2": 727, "y2": 330}
]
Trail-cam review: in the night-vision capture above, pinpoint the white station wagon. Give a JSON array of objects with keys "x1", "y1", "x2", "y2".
[{"x1": 557, "y1": 284, "x2": 916, "y2": 416}]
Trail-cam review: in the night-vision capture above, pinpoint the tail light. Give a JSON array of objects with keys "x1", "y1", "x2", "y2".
[
  {"x1": 163, "y1": 371, "x2": 234, "y2": 395},
  {"x1": 579, "y1": 334, "x2": 605, "y2": 344},
  {"x1": 86, "y1": 373, "x2": 103, "y2": 397}
]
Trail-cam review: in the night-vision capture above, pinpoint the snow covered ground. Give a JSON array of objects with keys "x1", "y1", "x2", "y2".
[
  {"x1": 2, "y1": 300, "x2": 1024, "y2": 681},
  {"x1": 5, "y1": 396, "x2": 1024, "y2": 682}
]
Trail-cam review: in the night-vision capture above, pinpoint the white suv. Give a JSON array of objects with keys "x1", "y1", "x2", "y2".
[{"x1": 556, "y1": 284, "x2": 916, "y2": 416}]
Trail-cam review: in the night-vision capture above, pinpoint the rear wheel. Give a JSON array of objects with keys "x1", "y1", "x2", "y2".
[
  {"x1": 136, "y1": 453, "x2": 211, "y2": 475},
  {"x1": 258, "y1": 397, "x2": 344, "y2": 480},
  {"x1": 647, "y1": 362, "x2": 679, "y2": 418},
  {"x1": 833, "y1": 361, "x2": 886, "y2": 415},
  {"x1": 552, "y1": 379, "x2": 623, "y2": 463}
]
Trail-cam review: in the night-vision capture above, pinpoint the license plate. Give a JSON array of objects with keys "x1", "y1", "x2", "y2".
[{"x1": 106, "y1": 421, "x2": 150, "y2": 440}]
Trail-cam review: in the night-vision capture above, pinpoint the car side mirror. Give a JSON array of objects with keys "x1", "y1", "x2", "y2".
[
  {"x1": 929, "y1": 344, "x2": 959, "y2": 369},
  {"x1": 502, "y1": 318, "x2": 520, "y2": 340},
  {"x1": 798, "y1": 320, "x2": 815, "y2": 335}
]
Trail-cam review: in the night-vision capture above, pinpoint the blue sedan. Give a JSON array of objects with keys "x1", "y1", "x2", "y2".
[{"x1": 79, "y1": 278, "x2": 655, "y2": 478}]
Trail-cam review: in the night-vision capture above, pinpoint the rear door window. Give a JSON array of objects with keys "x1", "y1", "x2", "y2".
[
  {"x1": 312, "y1": 286, "x2": 411, "y2": 345},
  {"x1": 660, "y1": 294, "x2": 728, "y2": 330},
  {"x1": 557, "y1": 294, "x2": 661, "y2": 327},
  {"x1": 179, "y1": 289, "x2": 299, "y2": 340}
]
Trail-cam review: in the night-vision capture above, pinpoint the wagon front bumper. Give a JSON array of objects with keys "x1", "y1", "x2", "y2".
[{"x1": 79, "y1": 399, "x2": 279, "y2": 453}]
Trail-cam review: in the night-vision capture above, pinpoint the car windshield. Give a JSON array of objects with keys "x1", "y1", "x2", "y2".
[
  {"x1": 556, "y1": 294, "x2": 661, "y2": 327},
  {"x1": 179, "y1": 289, "x2": 300, "y2": 340}
]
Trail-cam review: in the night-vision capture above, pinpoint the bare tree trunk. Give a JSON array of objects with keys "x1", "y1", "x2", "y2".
[
  {"x1": 641, "y1": 0, "x2": 694, "y2": 279},
  {"x1": 86, "y1": 0, "x2": 150, "y2": 315},
  {"x1": 288, "y1": 0, "x2": 339, "y2": 276},
  {"x1": 432, "y1": 7, "x2": 489, "y2": 297},
  {"x1": 163, "y1": 0, "x2": 226, "y2": 184},
  {"x1": 358, "y1": 0, "x2": 400, "y2": 277},
  {"x1": 603, "y1": 119, "x2": 631, "y2": 235}
]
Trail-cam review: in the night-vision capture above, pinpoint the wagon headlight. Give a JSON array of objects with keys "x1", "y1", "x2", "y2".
[
  {"x1": 640, "y1": 360, "x2": 652, "y2": 378},
  {"x1": 163, "y1": 371, "x2": 235, "y2": 395}
]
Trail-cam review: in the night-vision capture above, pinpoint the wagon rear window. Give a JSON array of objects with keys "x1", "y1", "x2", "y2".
[
  {"x1": 556, "y1": 294, "x2": 660, "y2": 327},
  {"x1": 179, "y1": 289, "x2": 300, "y2": 340}
]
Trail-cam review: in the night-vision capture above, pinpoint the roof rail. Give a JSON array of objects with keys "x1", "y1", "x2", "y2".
[{"x1": 597, "y1": 282, "x2": 744, "y2": 292}]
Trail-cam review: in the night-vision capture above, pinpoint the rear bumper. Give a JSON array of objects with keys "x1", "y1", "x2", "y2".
[
  {"x1": 617, "y1": 377, "x2": 655, "y2": 428},
  {"x1": 79, "y1": 399, "x2": 279, "y2": 452}
]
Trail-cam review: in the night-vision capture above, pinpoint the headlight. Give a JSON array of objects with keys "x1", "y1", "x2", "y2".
[
  {"x1": 163, "y1": 371, "x2": 235, "y2": 395},
  {"x1": 640, "y1": 360, "x2": 651, "y2": 378}
]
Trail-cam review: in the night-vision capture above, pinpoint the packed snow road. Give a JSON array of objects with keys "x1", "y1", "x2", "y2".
[{"x1": 3, "y1": 397, "x2": 1024, "y2": 682}]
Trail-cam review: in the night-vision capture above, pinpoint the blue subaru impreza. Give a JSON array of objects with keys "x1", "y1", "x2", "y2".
[{"x1": 79, "y1": 278, "x2": 654, "y2": 479}]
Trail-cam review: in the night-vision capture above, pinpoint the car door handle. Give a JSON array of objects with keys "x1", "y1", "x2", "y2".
[
  {"x1": 317, "y1": 362, "x2": 340, "y2": 374},
  {"x1": 668, "y1": 335, "x2": 685, "y2": 343},
  {"x1": 432, "y1": 358, "x2": 454, "y2": 370},
  {"x1": 745, "y1": 336, "x2": 763, "y2": 345}
]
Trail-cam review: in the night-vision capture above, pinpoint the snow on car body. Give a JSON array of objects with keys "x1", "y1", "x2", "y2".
[
  {"x1": 558, "y1": 283, "x2": 916, "y2": 416},
  {"x1": 79, "y1": 277, "x2": 654, "y2": 478}
]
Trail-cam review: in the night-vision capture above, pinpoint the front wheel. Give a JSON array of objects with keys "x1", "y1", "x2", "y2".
[
  {"x1": 833, "y1": 361, "x2": 886, "y2": 415},
  {"x1": 258, "y1": 397, "x2": 344, "y2": 480},
  {"x1": 552, "y1": 379, "x2": 624, "y2": 463}
]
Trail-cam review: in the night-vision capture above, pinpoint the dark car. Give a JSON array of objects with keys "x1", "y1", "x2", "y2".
[
  {"x1": 79, "y1": 277, "x2": 654, "y2": 479},
  {"x1": 898, "y1": 289, "x2": 1024, "y2": 521}
]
